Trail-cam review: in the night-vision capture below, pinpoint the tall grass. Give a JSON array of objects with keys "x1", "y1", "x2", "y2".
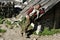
[{"x1": 38, "y1": 27, "x2": 60, "y2": 36}]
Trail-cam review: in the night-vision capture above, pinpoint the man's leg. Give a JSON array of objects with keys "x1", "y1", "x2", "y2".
[
  {"x1": 26, "y1": 22, "x2": 38, "y2": 38},
  {"x1": 25, "y1": 22, "x2": 31, "y2": 33},
  {"x1": 36, "y1": 24, "x2": 41, "y2": 35},
  {"x1": 21, "y1": 15, "x2": 30, "y2": 36}
]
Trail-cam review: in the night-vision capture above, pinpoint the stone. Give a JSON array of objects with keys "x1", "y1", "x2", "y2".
[
  {"x1": 33, "y1": 38, "x2": 36, "y2": 40},
  {"x1": 0, "y1": 33, "x2": 3, "y2": 37},
  {"x1": 0, "y1": 38, "x2": 4, "y2": 40}
]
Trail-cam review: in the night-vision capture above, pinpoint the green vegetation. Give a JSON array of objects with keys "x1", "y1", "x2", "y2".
[
  {"x1": 0, "y1": 29, "x2": 6, "y2": 33},
  {"x1": 5, "y1": 20, "x2": 13, "y2": 29},
  {"x1": 29, "y1": 25, "x2": 34, "y2": 29},
  {"x1": 0, "y1": 16, "x2": 60, "y2": 36},
  {"x1": 5, "y1": 20, "x2": 11, "y2": 25},
  {"x1": 38, "y1": 27, "x2": 60, "y2": 36},
  {"x1": 19, "y1": 17, "x2": 26, "y2": 26},
  {"x1": 0, "y1": 18, "x2": 3, "y2": 24}
]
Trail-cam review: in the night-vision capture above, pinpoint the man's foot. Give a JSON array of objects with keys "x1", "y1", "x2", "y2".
[
  {"x1": 21, "y1": 33, "x2": 23, "y2": 36},
  {"x1": 26, "y1": 36, "x2": 30, "y2": 38},
  {"x1": 26, "y1": 33, "x2": 30, "y2": 38}
]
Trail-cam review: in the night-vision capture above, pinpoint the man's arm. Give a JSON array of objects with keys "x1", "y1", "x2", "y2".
[
  {"x1": 36, "y1": 10, "x2": 40, "y2": 19},
  {"x1": 29, "y1": 8, "x2": 36, "y2": 16}
]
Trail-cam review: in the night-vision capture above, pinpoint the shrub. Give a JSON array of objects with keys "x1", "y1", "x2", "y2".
[
  {"x1": 0, "y1": 29, "x2": 6, "y2": 33},
  {"x1": 5, "y1": 20, "x2": 11, "y2": 25}
]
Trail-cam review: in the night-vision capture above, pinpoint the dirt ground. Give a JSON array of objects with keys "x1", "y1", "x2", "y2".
[{"x1": 0, "y1": 24, "x2": 60, "y2": 40}]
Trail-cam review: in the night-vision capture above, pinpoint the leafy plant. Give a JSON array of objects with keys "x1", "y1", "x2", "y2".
[
  {"x1": 19, "y1": 17, "x2": 26, "y2": 26},
  {"x1": 0, "y1": 18, "x2": 3, "y2": 24},
  {"x1": 0, "y1": 29, "x2": 6, "y2": 33},
  {"x1": 5, "y1": 20, "x2": 13, "y2": 29},
  {"x1": 41, "y1": 27, "x2": 52, "y2": 35},
  {"x1": 5, "y1": 20, "x2": 11, "y2": 25}
]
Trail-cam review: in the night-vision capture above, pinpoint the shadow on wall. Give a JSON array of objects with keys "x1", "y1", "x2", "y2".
[{"x1": 39, "y1": 2, "x2": 60, "y2": 29}]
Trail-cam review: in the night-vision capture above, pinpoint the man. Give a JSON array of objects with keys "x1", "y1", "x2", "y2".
[
  {"x1": 24, "y1": 4, "x2": 41, "y2": 38},
  {"x1": 21, "y1": 4, "x2": 41, "y2": 37},
  {"x1": 21, "y1": 4, "x2": 45, "y2": 38},
  {"x1": 25, "y1": 4, "x2": 45, "y2": 37}
]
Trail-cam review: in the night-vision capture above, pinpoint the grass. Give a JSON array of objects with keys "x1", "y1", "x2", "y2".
[
  {"x1": 0, "y1": 18, "x2": 3, "y2": 24},
  {"x1": 5, "y1": 20, "x2": 14, "y2": 29},
  {"x1": 19, "y1": 17, "x2": 26, "y2": 26},
  {"x1": 33, "y1": 27, "x2": 60, "y2": 36},
  {"x1": 0, "y1": 29, "x2": 6, "y2": 33},
  {"x1": 38, "y1": 27, "x2": 60, "y2": 36},
  {"x1": 5, "y1": 20, "x2": 11, "y2": 25}
]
